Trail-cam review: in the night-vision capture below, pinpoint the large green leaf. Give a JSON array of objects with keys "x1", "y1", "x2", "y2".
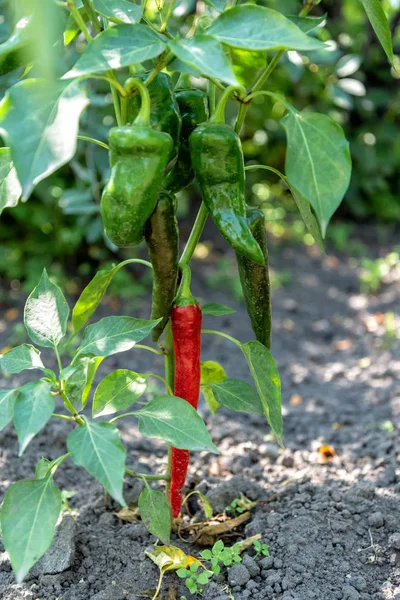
[
  {"x1": 67, "y1": 420, "x2": 127, "y2": 506},
  {"x1": 76, "y1": 316, "x2": 161, "y2": 358},
  {"x1": 241, "y1": 341, "x2": 282, "y2": 441},
  {"x1": 93, "y1": 369, "x2": 147, "y2": 418},
  {"x1": 24, "y1": 269, "x2": 69, "y2": 349},
  {"x1": 0, "y1": 389, "x2": 17, "y2": 431},
  {"x1": 137, "y1": 396, "x2": 219, "y2": 453},
  {"x1": 360, "y1": 0, "x2": 393, "y2": 63},
  {"x1": 138, "y1": 484, "x2": 171, "y2": 545},
  {"x1": 168, "y1": 35, "x2": 239, "y2": 86},
  {"x1": 0, "y1": 344, "x2": 44, "y2": 374},
  {"x1": 14, "y1": 380, "x2": 55, "y2": 455},
  {"x1": 200, "y1": 361, "x2": 227, "y2": 415},
  {"x1": 65, "y1": 24, "x2": 166, "y2": 77},
  {"x1": 207, "y1": 379, "x2": 264, "y2": 416},
  {"x1": 0, "y1": 148, "x2": 22, "y2": 215},
  {"x1": 0, "y1": 476, "x2": 62, "y2": 583},
  {"x1": 92, "y1": 0, "x2": 143, "y2": 24},
  {"x1": 281, "y1": 111, "x2": 351, "y2": 236},
  {"x1": 0, "y1": 80, "x2": 88, "y2": 199},
  {"x1": 207, "y1": 5, "x2": 326, "y2": 52}
]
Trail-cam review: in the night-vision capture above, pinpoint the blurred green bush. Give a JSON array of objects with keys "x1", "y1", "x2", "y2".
[{"x1": 0, "y1": 0, "x2": 399, "y2": 287}]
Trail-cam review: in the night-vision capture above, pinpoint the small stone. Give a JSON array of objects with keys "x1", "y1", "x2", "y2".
[
  {"x1": 352, "y1": 575, "x2": 367, "y2": 592},
  {"x1": 30, "y1": 516, "x2": 76, "y2": 577},
  {"x1": 277, "y1": 454, "x2": 295, "y2": 468},
  {"x1": 0, "y1": 552, "x2": 11, "y2": 572},
  {"x1": 389, "y1": 533, "x2": 400, "y2": 550},
  {"x1": 242, "y1": 554, "x2": 260, "y2": 577},
  {"x1": 228, "y1": 564, "x2": 251, "y2": 587},
  {"x1": 342, "y1": 584, "x2": 360, "y2": 600},
  {"x1": 368, "y1": 512, "x2": 384, "y2": 528},
  {"x1": 266, "y1": 572, "x2": 281, "y2": 586},
  {"x1": 274, "y1": 558, "x2": 283, "y2": 568},
  {"x1": 260, "y1": 556, "x2": 274, "y2": 570},
  {"x1": 259, "y1": 444, "x2": 280, "y2": 461}
]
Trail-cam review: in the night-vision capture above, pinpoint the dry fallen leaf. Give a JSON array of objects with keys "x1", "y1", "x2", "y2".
[
  {"x1": 194, "y1": 511, "x2": 250, "y2": 546},
  {"x1": 363, "y1": 313, "x2": 384, "y2": 332},
  {"x1": 334, "y1": 339, "x2": 353, "y2": 351},
  {"x1": 114, "y1": 506, "x2": 140, "y2": 522},
  {"x1": 290, "y1": 394, "x2": 303, "y2": 407},
  {"x1": 318, "y1": 444, "x2": 338, "y2": 464}
]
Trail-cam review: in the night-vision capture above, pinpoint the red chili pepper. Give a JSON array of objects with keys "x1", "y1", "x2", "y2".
[{"x1": 169, "y1": 268, "x2": 202, "y2": 518}]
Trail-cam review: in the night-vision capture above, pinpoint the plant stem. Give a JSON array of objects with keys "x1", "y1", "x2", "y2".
[
  {"x1": 52, "y1": 413, "x2": 75, "y2": 422},
  {"x1": 212, "y1": 85, "x2": 245, "y2": 124},
  {"x1": 235, "y1": 101, "x2": 248, "y2": 134},
  {"x1": 201, "y1": 329, "x2": 242, "y2": 348},
  {"x1": 54, "y1": 346, "x2": 63, "y2": 375},
  {"x1": 164, "y1": 321, "x2": 175, "y2": 508},
  {"x1": 179, "y1": 202, "x2": 208, "y2": 268},
  {"x1": 60, "y1": 390, "x2": 85, "y2": 425},
  {"x1": 250, "y1": 50, "x2": 285, "y2": 94},
  {"x1": 134, "y1": 344, "x2": 164, "y2": 356},
  {"x1": 67, "y1": 0, "x2": 92, "y2": 42},
  {"x1": 81, "y1": 0, "x2": 102, "y2": 33},
  {"x1": 160, "y1": 0, "x2": 177, "y2": 32},
  {"x1": 146, "y1": 373, "x2": 173, "y2": 395},
  {"x1": 126, "y1": 468, "x2": 170, "y2": 481},
  {"x1": 77, "y1": 135, "x2": 109, "y2": 150}
]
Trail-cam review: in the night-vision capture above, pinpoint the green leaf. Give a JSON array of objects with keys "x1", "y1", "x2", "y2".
[
  {"x1": 14, "y1": 380, "x2": 55, "y2": 455},
  {"x1": 200, "y1": 361, "x2": 227, "y2": 415},
  {"x1": 168, "y1": 35, "x2": 239, "y2": 86},
  {"x1": 0, "y1": 344, "x2": 44, "y2": 374},
  {"x1": 202, "y1": 303, "x2": 236, "y2": 316},
  {"x1": 138, "y1": 484, "x2": 171, "y2": 544},
  {"x1": 76, "y1": 316, "x2": 161, "y2": 358},
  {"x1": 288, "y1": 14, "x2": 326, "y2": 33},
  {"x1": 0, "y1": 476, "x2": 62, "y2": 583},
  {"x1": 0, "y1": 147, "x2": 22, "y2": 215},
  {"x1": 67, "y1": 420, "x2": 127, "y2": 506},
  {"x1": 82, "y1": 357, "x2": 104, "y2": 407},
  {"x1": 0, "y1": 389, "x2": 17, "y2": 431},
  {"x1": 207, "y1": 5, "x2": 326, "y2": 51},
  {"x1": 65, "y1": 24, "x2": 166, "y2": 77},
  {"x1": 137, "y1": 396, "x2": 219, "y2": 453},
  {"x1": 241, "y1": 341, "x2": 282, "y2": 441},
  {"x1": 93, "y1": 369, "x2": 147, "y2": 418},
  {"x1": 360, "y1": 0, "x2": 393, "y2": 63},
  {"x1": 92, "y1": 0, "x2": 143, "y2": 24},
  {"x1": 24, "y1": 269, "x2": 69, "y2": 349},
  {"x1": 281, "y1": 111, "x2": 351, "y2": 236},
  {"x1": 72, "y1": 262, "x2": 131, "y2": 333},
  {"x1": 62, "y1": 356, "x2": 95, "y2": 411},
  {"x1": 0, "y1": 80, "x2": 89, "y2": 199},
  {"x1": 207, "y1": 379, "x2": 264, "y2": 416},
  {"x1": 289, "y1": 185, "x2": 325, "y2": 252}
]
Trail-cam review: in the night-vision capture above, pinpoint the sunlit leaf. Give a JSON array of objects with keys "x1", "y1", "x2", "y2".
[
  {"x1": 0, "y1": 148, "x2": 22, "y2": 215},
  {"x1": 200, "y1": 361, "x2": 227, "y2": 415},
  {"x1": 92, "y1": 0, "x2": 143, "y2": 24},
  {"x1": 14, "y1": 380, "x2": 55, "y2": 455},
  {"x1": 207, "y1": 379, "x2": 264, "y2": 416},
  {"x1": 92, "y1": 369, "x2": 147, "y2": 417},
  {"x1": 138, "y1": 484, "x2": 171, "y2": 544},
  {"x1": 0, "y1": 344, "x2": 44, "y2": 374},
  {"x1": 360, "y1": 0, "x2": 394, "y2": 63},
  {"x1": 0, "y1": 80, "x2": 88, "y2": 199},
  {"x1": 0, "y1": 389, "x2": 17, "y2": 431}
]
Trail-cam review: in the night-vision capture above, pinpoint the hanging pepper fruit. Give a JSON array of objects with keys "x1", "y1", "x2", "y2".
[
  {"x1": 101, "y1": 78, "x2": 173, "y2": 247},
  {"x1": 165, "y1": 81, "x2": 209, "y2": 193},
  {"x1": 189, "y1": 86, "x2": 265, "y2": 266},
  {"x1": 144, "y1": 191, "x2": 179, "y2": 342},
  {"x1": 170, "y1": 268, "x2": 202, "y2": 518},
  {"x1": 126, "y1": 73, "x2": 181, "y2": 167},
  {"x1": 236, "y1": 207, "x2": 272, "y2": 349}
]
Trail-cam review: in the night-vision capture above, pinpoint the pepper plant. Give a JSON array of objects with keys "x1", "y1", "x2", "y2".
[{"x1": 0, "y1": 0, "x2": 394, "y2": 585}]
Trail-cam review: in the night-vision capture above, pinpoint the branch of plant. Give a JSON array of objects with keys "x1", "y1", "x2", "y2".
[
  {"x1": 179, "y1": 202, "x2": 209, "y2": 269},
  {"x1": 146, "y1": 373, "x2": 173, "y2": 395},
  {"x1": 81, "y1": 0, "x2": 102, "y2": 34},
  {"x1": 201, "y1": 329, "x2": 242, "y2": 348},
  {"x1": 134, "y1": 344, "x2": 164, "y2": 356},
  {"x1": 125, "y1": 468, "x2": 170, "y2": 481},
  {"x1": 67, "y1": 0, "x2": 92, "y2": 43},
  {"x1": 77, "y1": 135, "x2": 109, "y2": 150}
]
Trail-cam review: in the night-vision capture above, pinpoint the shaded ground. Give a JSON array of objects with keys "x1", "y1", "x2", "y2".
[{"x1": 0, "y1": 229, "x2": 399, "y2": 600}]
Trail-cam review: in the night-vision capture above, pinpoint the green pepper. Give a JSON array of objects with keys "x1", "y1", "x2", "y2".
[
  {"x1": 0, "y1": 17, "x2": 33, "y2": 75},
  {"x1": 144, "y1": 191, "x2": 179, "y2": 341},
  {"x1": 236, "y1": 207, "x2": 271, "y2": 349},
  {"x1": 165, "y1": 87, "x2": 209, "y2": 193},
  {"x1": 127, "y1": 73, "x2": 181, "y2": 166},
  {"x1": 189, "y1": 105, "x2": 265, "y2": 264},
  {"x1": 101, "y1": 79, "x2": 173, "y2": 247}
]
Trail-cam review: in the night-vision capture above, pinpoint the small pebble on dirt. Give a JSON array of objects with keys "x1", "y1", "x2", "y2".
[
  {"x1": 228, "y1": 564, "x2": 251, "y2": 587},
  {"x1": 367, "y1": 512, "x2": 384, "y2": 528}
]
